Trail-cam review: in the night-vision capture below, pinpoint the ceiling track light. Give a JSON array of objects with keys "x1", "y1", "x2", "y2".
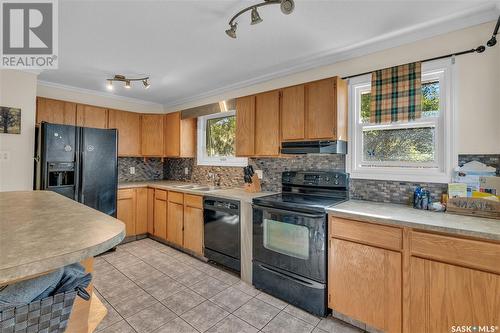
[
  {"x1": 106, "y1": 74, "x2": 150, "y2": 90},
  {"x1": 226, "y1": 0, "x2": 294, "y2": 39}
]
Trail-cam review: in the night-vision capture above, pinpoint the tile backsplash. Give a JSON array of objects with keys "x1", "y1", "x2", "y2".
[
  {"x1": 122, "y1": 153, "x2": 500, "y2": 205},
  {"x1": 118, "y1": 157, "x2": 163, "y2": 182}
]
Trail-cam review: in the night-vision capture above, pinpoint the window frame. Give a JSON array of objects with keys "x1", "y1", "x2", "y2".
[
  {"x1": 196, "y1": 110, "x2": 248, "y2": 167},
  {"x1": 347, "y1": 59, "x2": 456, "y2": 183}
]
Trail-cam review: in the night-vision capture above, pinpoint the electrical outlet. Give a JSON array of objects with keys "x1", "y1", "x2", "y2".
[
  {"x1": 129, "y1": 166, "x2": 135, "y2": 175},
  {"x1": 0, "y1": 151, "x2": 10, "y2": 161},
  {"x1": 255, "y1": 169, "x2": 263, "y2": 180},
  {"x1": 184, "y1": 167, "x2": 189, "y2": 175}
]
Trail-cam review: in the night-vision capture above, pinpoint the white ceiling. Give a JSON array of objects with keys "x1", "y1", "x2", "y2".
[{"x1": 39, "y1": 0, "x2": 499, "y2": 108}]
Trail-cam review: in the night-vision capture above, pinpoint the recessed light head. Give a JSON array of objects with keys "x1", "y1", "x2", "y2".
[
  {"x1": 280, "y1": 0, "x2": 294, "y2": 14},
  {"x1": 125, "y1": 80, "x2": 131, "y2": 89},
  {"x1": 143, "y1": 79, "x2": 150, "y2": 89},
  {"x1": 250, "y1": 7, "x2": 262, "y2": 25},
  {"x1": 225, "y1": 23, "x2": 237, "y2": 39},
  {"x1": 106, "y1": 80, "x2": 113, "y2": 91},
  {"x1": 487, "y1": 35, "x2": 497, "y2": 47}
]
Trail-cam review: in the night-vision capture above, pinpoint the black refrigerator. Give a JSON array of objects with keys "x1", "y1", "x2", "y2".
[{"x1": 34, "y1": 122, "x2": 118, "y2": 217}]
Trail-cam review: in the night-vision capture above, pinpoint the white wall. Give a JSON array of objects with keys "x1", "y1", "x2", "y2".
[
  {"x1": 37, "y1": 82, "x2": 164, "y2": 114},
  {"x1": 0, "y1": 70, "x2": 38, "y2": 191},
  {"x1": 166, "y1": 21, "x2": 500, "y2": 154}
]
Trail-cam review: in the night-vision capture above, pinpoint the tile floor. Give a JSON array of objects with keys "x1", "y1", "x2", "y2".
[{"x1": 93, "y1": 238, "x2": 364, "y2": 333}]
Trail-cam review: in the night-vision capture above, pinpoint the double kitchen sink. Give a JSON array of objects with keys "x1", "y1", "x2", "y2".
[{"x1": 171, "y1": 184, "x2": 221, "y2": 192}]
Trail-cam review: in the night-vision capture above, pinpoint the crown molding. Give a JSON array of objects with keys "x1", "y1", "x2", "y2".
[
  {"x1": 163, "y1": 3, "x2": 500, "y2": 110},
  {"x1": 37, "y1": 80, "x2": 164, "y2": 109}
]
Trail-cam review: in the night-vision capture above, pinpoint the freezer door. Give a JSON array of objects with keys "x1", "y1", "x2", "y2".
[{"x1": 79, "y1": 127, "x2": 118, "y2": 217}]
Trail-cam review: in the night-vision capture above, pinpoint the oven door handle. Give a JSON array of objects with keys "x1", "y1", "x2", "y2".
[
  {"x1": 253, "y1": 204, "x2": 325, "y2": 219},
  {"x1": 257, "y1": 263, "x2": 325, "y2": 289}
]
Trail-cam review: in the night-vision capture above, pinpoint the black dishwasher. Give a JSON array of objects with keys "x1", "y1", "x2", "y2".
[{"x1": 204, "y1": 196, "x2": 241, "y2": 272}]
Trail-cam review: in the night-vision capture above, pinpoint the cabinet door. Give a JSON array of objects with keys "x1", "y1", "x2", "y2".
[
  {"x1": 167, "y1": 201, "x2": 184, "y2": 246},
  {"x1": 37, "y1": 98, "x2": 76, "y2": 126},
  {"x1": 164, "y1": 112, "x2": 180, "y2": 157},
  {"x1": 281, "y1": 85, "x2": 305, "y2": 141},
  {"x1": 135, "y1": 188, "x2": 148, "y2": 235},
  {"x1": 76, "y1": 104, "x2": 108, "y2": 129},
  {"x1": 183, "y1": 195, "x2": 203, "y2": 255},
  {"x1": 153, "y1": 190, "x2": 167, "y2": 239},
  {"x1": 108, "y1": 109, "x2": 141, "y2": 156},
  {"x1": 410, "y1": 257, "x2": 500, "y2": 333},
  {"x1": 141, "y1": 115, "x2": 164, "y2": 156},
  {"x1": 329, "y1": 238, "x2": 401, "y2": 333},
  {"x1": 255, "y1": 90, "x2": 280, "y2": 156},
  {"x1": 117, "y1": 189, "x2": 136, "y2": 237},
  {"x1": 306, "y1": 78, "x2": 335, "y2": 139},
  {"x1": 147, "y1": 188, "x2": 155, "y2": 235},
  {"x1": 235, "y1": 96, "x2": 255, "y2": 156}
]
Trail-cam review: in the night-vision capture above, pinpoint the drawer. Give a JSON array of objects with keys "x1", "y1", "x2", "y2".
[
  {"x1": 329, "y1": 217, "x2": 403, "y2": 251},
  {"x1": 155, "y1": 189, "x2": 167, "y2": 201},
  {"x1": 410, "y1": 231, "x2": 500, "y2": 274},
  {"x1": 185, "y1": 194, "x2": 203, "y2": 209},
  {"x1": 168, "y1": 191, "x2": 184, "y2": 204},
  {"x1": 118, "y1": 188, "x2": 134, "y2": 200}
]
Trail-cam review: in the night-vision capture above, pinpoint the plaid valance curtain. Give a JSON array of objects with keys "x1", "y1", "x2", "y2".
[{"x1": 370, "y1": 62, "x2": 422, "y2": 124}]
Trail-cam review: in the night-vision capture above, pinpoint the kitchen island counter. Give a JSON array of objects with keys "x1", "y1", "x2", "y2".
[{"x1": 0, "y1": 191, "x2": 125, "y2": 286}]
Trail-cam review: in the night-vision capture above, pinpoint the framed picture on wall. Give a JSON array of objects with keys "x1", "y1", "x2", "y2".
[{"x1": 0, "y1": 106, "x2": 21, "y2": 134}]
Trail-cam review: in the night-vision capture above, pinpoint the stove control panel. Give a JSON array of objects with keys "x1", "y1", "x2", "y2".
[{"x1": 282, "y1": 171, "x2": 348, "y2": 188}]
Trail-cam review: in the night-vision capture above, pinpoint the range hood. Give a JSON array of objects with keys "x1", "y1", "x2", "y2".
[{"x1": 280, "y1": 140, "x2": 347, "y2": 155}]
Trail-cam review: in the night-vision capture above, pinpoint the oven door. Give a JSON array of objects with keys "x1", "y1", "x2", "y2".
[{"x1": 252, "y1": 204, "x2": 326, "y2": 283}]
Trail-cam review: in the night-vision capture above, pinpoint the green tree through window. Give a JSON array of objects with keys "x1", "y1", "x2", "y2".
[{"x1": 205, "y1": 115, "x2": 236, "y2": 157}]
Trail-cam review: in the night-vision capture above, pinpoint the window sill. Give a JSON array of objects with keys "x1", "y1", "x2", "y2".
[{"x1": 196, "y1": 158, "x2": 248, "y2": 167}]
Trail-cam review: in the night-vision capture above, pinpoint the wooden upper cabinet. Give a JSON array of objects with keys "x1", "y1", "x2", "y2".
[
  {"x1": 235, "y1": 96, "x2": 255, "y2": 157},
  {"x1": 306, "y1": 78, "x2": 336, "y2": 139},
  {"x1": 141, "y1": 114, "x2": 164, "y2": 156},
  {"x1": 36, "y1": 97, "x2": 76, "y2": 126},
  {"x1": 164, "y1": 112, "x2": 196, "y2": 157},
  {"x1": 108, "y1": 109, "x2": 141, "y2": 156},
  {"x1": 76, "y1": 104, "x2": 108, "y2": 129},
  {"x1": 281, "y1": 85, "x2": 305, "y2": 141},
  {"x1": 254, "y1": 90, "x2": 280, "y2": 156}
]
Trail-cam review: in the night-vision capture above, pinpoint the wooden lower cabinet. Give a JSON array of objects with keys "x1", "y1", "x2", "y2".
[
  {"x1": 328, "y1": 215, "x2": 500, "y2": 333},
  {"x1": 410, "y1": 257, "x2": 500, "y2": 332},
  {"x1": 183, "y1": 194, "x2": 204, "y2": 256},
  {"x1": 135, "y1": 188, "x2": 148, "y2": 235},
  {"x1": 153, "y1": 189, "x2": 167, "y2": 239},
  {"x1": 147, "y1": 188, "x2": 155, "y2": 234},
  {"x1": 167, "y1": 199, "x2": 184, "y2": 246},
  {"x1": 117, "y1": 189, "x2": 136, "y2": 237},
  {"x1": 329, "y1": 238, "x2": 401, "y2": 333}
]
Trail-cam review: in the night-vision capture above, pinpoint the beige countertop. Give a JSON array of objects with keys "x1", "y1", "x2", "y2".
[
  {"x1": 0, "y1": 191, "x2": 125, "y2": 285},
  {"x1": 118, "y1": 180, "x2": 275, "y2": 203},
  {"x1": 327, "y1": 200, "x2": 500, "y2": 241}
]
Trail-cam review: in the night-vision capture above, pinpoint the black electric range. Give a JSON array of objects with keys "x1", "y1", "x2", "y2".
[{"x1": 252, "y1": 170, "x2": 349, "y2": 316}]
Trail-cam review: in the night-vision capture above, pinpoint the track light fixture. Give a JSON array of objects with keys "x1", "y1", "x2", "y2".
[
  {"x1": 487, "y1": 15, "x2": 499, "y2": 47},
  {"x1": 106, "y1": 75, "x2": 150, "y2": 90},
  {"x1": 226, "y1": 0, "x2": 294, "y2": 38}
]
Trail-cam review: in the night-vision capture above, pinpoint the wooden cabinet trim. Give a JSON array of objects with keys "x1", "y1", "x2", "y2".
[
  {"x1": 168, "y1": 191, "x2": 184, "y2": 204},
  {"x1": 184, "y1": 194, "x2": 203, "y2": 209},
  {"x1": 329, "y1": 217, "x2": 403, "y2": 251},
  {"x1": 154, "y1": 189, "x2": 167, "y2": 201},
  {"x1": 410, "y1": 230, "x2": 500, "y2": 274}
]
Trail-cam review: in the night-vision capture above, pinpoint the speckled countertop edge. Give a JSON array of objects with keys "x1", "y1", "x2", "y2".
[
  {"x1": 327, "y1": 200, "x2": 500, "y2": 242},
  {"x1": 118, "y1": 181, "x2": 275, "y2": 203}
]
